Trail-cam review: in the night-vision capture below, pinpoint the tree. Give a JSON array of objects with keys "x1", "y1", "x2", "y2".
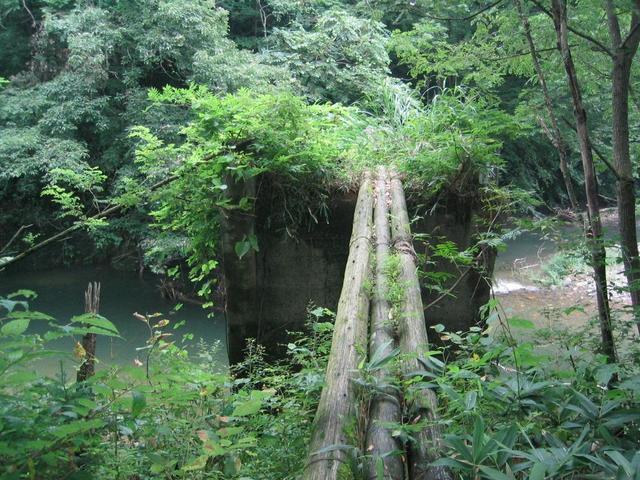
[
  {"x1": 603, "y1": 0, "x2": 640, "y2": 334},
  {"x1": 548, "y1": 0, "x2": 615, "y2": 361},
  {"x1": 514, "y1": 0, "x2": 579, "y2": 211}
]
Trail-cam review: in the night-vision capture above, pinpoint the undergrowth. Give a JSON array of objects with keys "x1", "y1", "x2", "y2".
[
  {"x1": 0, "y1": 293, "x2": 333, "y2": 480},
  {"x1": 3, "y1": 287, "x2": 639, "y2": 479}
]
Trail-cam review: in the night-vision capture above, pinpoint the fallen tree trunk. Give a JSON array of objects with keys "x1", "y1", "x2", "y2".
[
  {"x1": 303, "y1": 172, "x2": 374, "y2": 480},
  {"x1": 365, "y1": 167, "x2": 404, "y2": 480},
  {"x1": 389, "y1": 173, "x2": 451, "y2": 480}
]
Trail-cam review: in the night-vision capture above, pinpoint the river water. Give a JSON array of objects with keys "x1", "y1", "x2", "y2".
[
  {"x1": 0, "y1": 214, "x2": 626, "y2": 375},
  {"x1": 0, "y1": 266, "x2": 227, "y2": 374}
]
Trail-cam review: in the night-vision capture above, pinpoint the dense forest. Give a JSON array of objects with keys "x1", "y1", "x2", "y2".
[{"x1": 2, "y1": 0, "x2": 640, "y2": 479}]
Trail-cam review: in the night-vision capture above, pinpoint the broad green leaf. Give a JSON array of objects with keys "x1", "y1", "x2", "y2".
[
  {"x1": 529, "y1": 462, "x2": 545, "y2": 480},
  {"x1": 70, "y1": 313, "x2": 119, "y2": 335},
  {"x1": 478, "y1": 465, "x2": 514, "y2": 480},
  {"x1": 182, "y1": 455, "x2": 208, "y2": 471},
  {"x1": 235, "y1": 240, "x2": 251, "y2": 259},
  {"x1": 1, "y1": 318, "x2": 29, "y2": 335},
  {"x1": 507, "y1": 317, "x2": 535, "y2": 329},
  {"x1": 464, "y1": 391, "x2": 477, "y2": 411},
  {"x1": 232, "y1": 398, "x2": 261, "y2": 417},
  {"x1": 131, "y1": 391, "x2": 146, "y2": 418},
  {"x1": 51, "y1": 419, "x2": 104, "y2": 438}
]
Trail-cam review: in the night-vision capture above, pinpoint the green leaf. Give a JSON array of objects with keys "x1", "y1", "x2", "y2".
[
  {"x1": 70, "y1": 313, "x2": 119, "y2": 335},
  {"x1": 604, "y1": 450, "x2": 633, "y2": 476},
  {"x1": 478, "y1": 465, "x2": 514, "y2": 480},
  {"x1": 529, "y1": 462, "x2": 545, "y2": 480},
  {"x1": 1, "y1": 318, "x2": 30, "y2": 336},
  {"x1": 464, "y1": 391, "x2": 477, "y2": 411},
  {"x1": 376, "y1": 456, "x2": 384, "y2": 480},
  {"x1": 131, "y1": 391, "x2": 146, "y2": 418},
  {"x1": 51, "y1": 419, "x2": 104, "y2": 438},
  {"x1": 182, "y1": 455, "x2": 209, "y2": 471},
  {"x1": 235, "y1": 240, "x2": 251, "y2": 259},
  {"x1": 8, "y1": 310, "x2": 53, "y2": 321},
  {"x1": 247, "y1": 233, "x2": 259, "y2": 252},
  {"x1": 232, "y1": 398, "x2": 262, "y2": 416},
  {"x1": 507, "y1": 317, "x2": 535, "y2": 329}
]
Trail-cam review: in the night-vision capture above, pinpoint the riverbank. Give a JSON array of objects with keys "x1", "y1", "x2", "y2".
[{"x1": 492, "y1": 210, "x2": 639, "y2": 363}]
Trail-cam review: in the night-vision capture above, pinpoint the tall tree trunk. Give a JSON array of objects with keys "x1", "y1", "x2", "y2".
[
  {"x1": 605, "y1": 0, "x2": 640, "y2": 335},
  {"x1": 77, "y1": 281, "x2": 100, "y2": 382},
  {"x1": 551, "y1": 0, "x2": 616, "y2": 362},
  {"x1": 365, "y1": 167, "x2": 404, "y2": 480},
  {"x1": 389, "y1": 173, "x2": 451, "y2": 480},
  {"x1": 514, "y1": 0, "x2": 579, "y2": 211},
  {"x1": 304, "y1": 172, "x2": 374, "y2": 480}
]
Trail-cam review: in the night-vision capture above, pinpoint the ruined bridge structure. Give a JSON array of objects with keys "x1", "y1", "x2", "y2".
[
  {"x1": 222, "y1": 168, "x2": 493, "y2": 366},
  {"x1": 222, "y1": 168, "x2": 494, "y2": 479}
]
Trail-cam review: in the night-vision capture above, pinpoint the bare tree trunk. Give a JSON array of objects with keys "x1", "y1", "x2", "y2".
[
  {"x1": 77, "y1": 281, "x2": 100, "y2": 382},
  {"x1": 605, "y1": 0, "x2": 640, "y2": 335},
  {"x1": 304, "y1": 172, "x2": 374, "y2": 480},
  {"x1": 514, "y1": 0, "x2": 579, "y2": 211},
  {"x1": 389, "y1": 173, "x2": 451, "y2": 480},
  {"x1": 365, "y1": 167, "x2": 404, "y2": 480},
  {"x1": 551, "y1": 0, "x2": 616, "y2": 362}
]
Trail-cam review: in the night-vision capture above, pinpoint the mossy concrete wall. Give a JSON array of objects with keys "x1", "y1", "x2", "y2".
[{"x1": 223, "y1": 184, "x2": 493, "y2": 363}]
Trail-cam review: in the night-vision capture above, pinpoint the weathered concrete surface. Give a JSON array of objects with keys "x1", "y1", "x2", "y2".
[
  {"x1": 411, "y1": 196, "x2": 495, "y2": 335},
  {"x1": 224, "y1": 185, "x2": 356, "y2": 363},
  {"x1": 222, "y1": 179, "x2": 494, "y2": 362}
]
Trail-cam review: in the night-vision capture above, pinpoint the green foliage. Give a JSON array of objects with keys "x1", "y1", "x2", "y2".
[
  {"x1": 0, "y1": 294, "x2": 334, "y2": 479},
  {"x1": 128, "y1": 86, "x2": 370, "y2": 294},
  {"x1": 0, "y1": 0, "x2": 287, "y2": 261},
  {"x1": 266, "y1": 9, "x2": 392, "y2": 104},
  {"x1": 426, "y1": 302, "x2": 640, "y2": 480}
]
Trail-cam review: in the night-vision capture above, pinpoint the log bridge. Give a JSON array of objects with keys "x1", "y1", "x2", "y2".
[{"x1": 304, "y1": 168, "x2": 452, "y2": 480}]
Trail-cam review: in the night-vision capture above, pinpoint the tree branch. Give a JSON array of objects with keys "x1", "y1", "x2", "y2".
[
  {"x1": 424, "y1": 0, "x2": 503, "y2": 21},
  {"x1": 21, "y1": 0, "x2": 36, "y2": 28},
  {"x1": 528, "y1": 0, "x2": 614, "y2": 57},
  {"x1": 0, "y1": 175, "x2": 178, "y2": 270},
  {"x1": 621, "y1": 13, "x2": 640, "y2": 53},
  {"x1": 0, "y1": 225, "x2": 32, "y2": 255}
]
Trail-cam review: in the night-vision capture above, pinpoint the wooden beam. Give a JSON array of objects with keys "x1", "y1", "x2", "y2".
[
  {"x1": 365, "y1": 166, "x2": 404, "y2": 479},
  {"x1": 304, "y1": 172, "x2": 374, "y2": 480},
  {"x1": 389, "y1": 173, "x2": 451, "y2": 480}
]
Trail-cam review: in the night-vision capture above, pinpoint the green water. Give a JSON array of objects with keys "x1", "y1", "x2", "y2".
[{"x1": 0, "y1": 266, "x2": 228, "y2": 374}]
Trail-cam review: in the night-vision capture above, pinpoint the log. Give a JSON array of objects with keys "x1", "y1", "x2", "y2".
[
  {"x1": 365, "y1": 167, "x2": 404, "y2": 480},
  {"x1": 389, "y1": 174, "x2": 451, "y2": 480},
  {"x1": 77, "y1": 281, "x2": 100, "y2": 382},
  {"x1": 304, "y1": 172, "x2": 374, "y2": 480}
]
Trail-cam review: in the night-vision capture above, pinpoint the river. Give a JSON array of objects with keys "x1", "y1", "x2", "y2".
[
  {"x1": 0, "y1": 266, "x2": 227, "y2": 375},
  {"x1": 0, "y1": 213, "x2": 630, "y2": 375}
]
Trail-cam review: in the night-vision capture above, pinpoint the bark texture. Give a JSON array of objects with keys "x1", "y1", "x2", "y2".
[
  {"x1": 77, "y1": 281, "x2": 100, "y2": 382},
  {"x1": 551, "y1": 0, "x2": 616, "y2": 362},
  {"x1": 365, "y1": 167, "x2": 404, "y2": 480},
  {"x1": 389, "y1": 174, "x2": 451, "y2": 480},
  {"x1": 605, "y1": 0, "x2": 640, "y2": 334},
  {"x1": 303, "y1": 172, "x2": 374, "y2": 480},
  {"x1": 514, "y1": 0, "x2": 579, "y2": 211}
]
